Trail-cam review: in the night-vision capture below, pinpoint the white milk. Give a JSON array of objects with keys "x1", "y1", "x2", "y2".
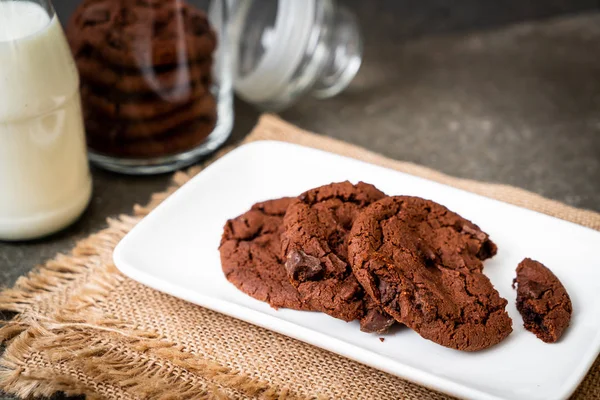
[{"x1": 0, "y1": 1, "x2": 92, "y2": 240}]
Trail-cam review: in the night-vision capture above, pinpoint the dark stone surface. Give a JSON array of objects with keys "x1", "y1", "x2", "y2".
[
  {"x1": 282, "y1": 12, "x2": 600, "y2": 212},
  {"x1": 1, "y1": 0, "x2": 600, "y2": 398}
]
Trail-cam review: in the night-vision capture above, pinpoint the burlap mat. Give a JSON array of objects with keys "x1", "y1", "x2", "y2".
[{"x1": 1, "y1": 114, "x2": 598, "y2": 400}]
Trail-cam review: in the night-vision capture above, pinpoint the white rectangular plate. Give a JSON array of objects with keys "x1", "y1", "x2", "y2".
[{"x1": 114, "y1": 141, "x2": 600, "y2": 400}]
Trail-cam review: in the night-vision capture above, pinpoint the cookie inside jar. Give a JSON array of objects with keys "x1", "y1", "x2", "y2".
[{"x1": 66, "y1": 0, "x2": 221, "y2": 164}]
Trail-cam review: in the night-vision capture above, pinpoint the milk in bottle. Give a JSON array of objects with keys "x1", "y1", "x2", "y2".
[{"x1": 0, "y1": 0, "x2": 92, "y2": 240}]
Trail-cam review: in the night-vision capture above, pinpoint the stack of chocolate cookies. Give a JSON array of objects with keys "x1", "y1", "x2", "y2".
[
  {"x1": 220, "y1": 181, "x2": 515, "y2": 351},
  {"x1": 67, "y1": 0, "x2": 218, "y2": 158}
]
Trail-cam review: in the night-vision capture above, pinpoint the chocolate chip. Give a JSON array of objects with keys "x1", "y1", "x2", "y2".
[
  {"x1": 453, "y1": 220, "x2": 464, "y2": 231},
  {"x1": 461, "y1": 224, "x2": 487, "y2": 241},
  {"x1": 414, "y1": 291, "x2": 438, "y2": 322},
  {"x1": 519, "y1": 280, "x2": 546, "y2": 299},
  {"x1": 339, "y1": 280, "x2": 362, "y2": 301},
  {"x1": 378, "y1": 276, "x2": 395, "y2": 304},
  {"x1": 285, "y1": 250, "x2": 324, "y2": 282},
  {"x1": 477, "y1": 239, "x2": 497, "y2": 260},
  {"x1": 360, "y1": 308, "x2": 396, "y2": 334},
  {"x1": 417, "y1": 240, "x2": 437, "y2": 266}
]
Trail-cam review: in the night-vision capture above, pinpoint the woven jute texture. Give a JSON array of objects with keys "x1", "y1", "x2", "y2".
[{"x1": 1, "y1": 114, "x2": 599, "y2": 400}]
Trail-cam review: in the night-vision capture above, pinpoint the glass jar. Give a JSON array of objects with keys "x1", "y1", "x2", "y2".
[
  {"x1": 66, "y1": 0, "x2": 361, "y2": 175},
  {"x1": 66, "y1": 0, "x2": 233, "y2": 174},
  {"x1": 0, "y1": 0, "x2": 92, "y2": 241}
]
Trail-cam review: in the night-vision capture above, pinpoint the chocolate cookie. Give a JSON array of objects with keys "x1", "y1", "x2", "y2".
[
  {"x1": 67, "y1": 0, "x2": 217, "y2": 68},
  {"x1": 220, "y1": 198, "x2": 312, "y2": 311},
  {"x1": 281, "y1": 182, "x2": 395, "y2": 333},
  {"x1": 84, "y1": 93, "x2": 217, "y2": 140},
  {"x1": 348, "y1": 196, "x2": 511, "y2": 351},
  {"x1": 81, "y1": 84, "x2": 208, "y2": 121},
  {"x1": 513, "y1": 258, "x2": 572, "y2": 343},
  {"x1": 77, "y1": 56, "x2": 212, "y2": 95},
  {"x1": 86, "y1": 117, "x2": 215, "y2": 158}
]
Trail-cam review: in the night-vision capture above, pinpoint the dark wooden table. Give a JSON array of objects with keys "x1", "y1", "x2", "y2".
[{"x1": 1, "y1": 1, "x2": 599, "y2": 399}]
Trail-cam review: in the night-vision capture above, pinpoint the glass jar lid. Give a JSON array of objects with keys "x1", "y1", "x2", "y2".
[{"x1": 229, "y1": 0, "x2": 362, "y2": 111}]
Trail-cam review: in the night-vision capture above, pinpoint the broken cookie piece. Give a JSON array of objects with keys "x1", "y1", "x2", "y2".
[{"x1": 514, "y1": 258, "x2": 572, "y2": 343}]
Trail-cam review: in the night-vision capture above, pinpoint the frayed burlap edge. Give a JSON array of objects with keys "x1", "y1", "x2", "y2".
[
  {"x1": 1, "y1": 313, "x2": 296, "y2": 400},
  {"x1": 0, "y1": 172, "x2": 303, "y2": 399},
  {"x1": 1, "y1": 114, "x2": 599, "y2": 399}
]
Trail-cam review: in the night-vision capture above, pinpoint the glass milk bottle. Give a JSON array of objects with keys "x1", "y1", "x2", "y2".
[{"x1": 0, "y1": 0, "x2": 92, "y2": 240}]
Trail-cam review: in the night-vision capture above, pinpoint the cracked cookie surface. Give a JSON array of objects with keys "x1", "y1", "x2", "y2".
[
  {"x1": 220, "y1": 198, "x2": 312, "y2": 311},
  {"x1": 281, "y1": 182, "x2": 395, "y2": 333},
  {"x1": 514, "y1": 258, "x2": 572, "y2": 343},
  {"x1": 348, "y1": 196, "x2": 511, "y2": 351}
]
